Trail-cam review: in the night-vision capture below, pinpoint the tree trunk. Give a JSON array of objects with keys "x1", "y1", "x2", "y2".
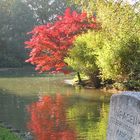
[
  {"x1": 77, "y1": 72, "x2": 82, "y2": 84},
  {"x1": 89, "y1": 71, "x2": 101, "y2": 88}
]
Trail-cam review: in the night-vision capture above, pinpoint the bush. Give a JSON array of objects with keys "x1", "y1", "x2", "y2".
[
  {"x1": 65, "y1": 31, "x2": 102, "y2": 87},
  {"x1": 66, "y1": 1, "x2": 140, "y2": 90}
]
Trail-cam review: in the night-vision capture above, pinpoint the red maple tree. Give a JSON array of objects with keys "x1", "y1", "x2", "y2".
[{"x1": 25, "y1": 8, "x2": 97, "y2": 73}]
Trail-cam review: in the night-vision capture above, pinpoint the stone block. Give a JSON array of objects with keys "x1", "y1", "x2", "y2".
[{"x1": 107, "y1": 91, "x2": 140, "y2": 140}]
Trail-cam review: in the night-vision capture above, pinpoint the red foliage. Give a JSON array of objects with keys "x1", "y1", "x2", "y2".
[
  {"x1": 27, "y1": 94, "x2": 76, "y2": 140},
  {"x1": 25, "y1": 8, "x2": 97, "y2": 73}
]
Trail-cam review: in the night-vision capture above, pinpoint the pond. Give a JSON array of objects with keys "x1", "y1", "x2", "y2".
[{"x1": 0, "y1": 68, "x2": 113, "y2": 140}]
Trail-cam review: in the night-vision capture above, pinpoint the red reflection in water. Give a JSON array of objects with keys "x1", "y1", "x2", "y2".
[{"x1": 27, "y1": 94, "x2": 76, "y2": 140}]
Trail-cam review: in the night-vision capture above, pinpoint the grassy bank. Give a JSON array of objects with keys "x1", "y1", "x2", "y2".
[{"x1": 0, "y1": 125, "x2": 20, "y2": 140}]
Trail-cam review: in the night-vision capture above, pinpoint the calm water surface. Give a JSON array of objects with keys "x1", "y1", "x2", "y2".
[{"x1": 0, "y1": 68, "x2": 113, "y2": 140}]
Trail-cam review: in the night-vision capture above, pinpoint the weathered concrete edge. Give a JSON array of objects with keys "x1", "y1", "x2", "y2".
[{"x1": 110, "y1": 91, "x2": 140, "y2": 101}]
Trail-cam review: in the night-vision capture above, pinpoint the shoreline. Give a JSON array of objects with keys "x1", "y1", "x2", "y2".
[{"x1": 64, "y1": 79, "x2": 138, "y2": 94}]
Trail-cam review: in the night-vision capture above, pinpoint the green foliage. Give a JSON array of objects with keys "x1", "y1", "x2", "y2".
[
  {"x1": 96, "y1": 2, "x2": 140, "y2": 82},
  {"x1": 124, "y1": 80, "x2": 140, "y2": 90},
  {"x1": 0, "y1": 125, "x2": 20, "y2": 140},
  {"x1": 65, "y1": 31, "x2": 102, "y2": 76},
  {"x1": 0, "y1": 0, "x2": 36, "y2": 68},
  {"x1": 97, "y1": 36, "x2": 140, "y2": 81},
  {"x1": 67, "y1": 0, "x2": 95, "y2": 14},
  {"x1": 66, "y1": 0, "x2": 140, "y2": 89}
]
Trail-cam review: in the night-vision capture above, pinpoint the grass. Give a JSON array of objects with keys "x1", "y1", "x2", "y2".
[{"x1": 0, "y1": 125, "x2": 21, "y2": 140}]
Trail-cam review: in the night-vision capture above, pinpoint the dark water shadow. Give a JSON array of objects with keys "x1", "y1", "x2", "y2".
[{"x1": 0, "y1": 89, "x2": 38, "y2": 132}]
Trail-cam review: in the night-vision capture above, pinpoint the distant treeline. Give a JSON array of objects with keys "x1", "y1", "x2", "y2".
[{"x1": 0, "y1": 0, "x2": 70, "y2": 67}]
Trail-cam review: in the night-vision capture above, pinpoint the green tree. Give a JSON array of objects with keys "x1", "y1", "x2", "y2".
[
  {"x1": 65, "y1": 31, "x2": 103, "y2": 88},
  {"x1": 0, "y1": 0, "x2": 16, "y2": 67},
  {"x1": 95, "y1": 1, "x2": 140, "y2": 89},
  {"x1": 8, "y1": 0, "x2": 37, "y2": 64},
  {"x1": 0, "y1": 0, "x2": 36, "y2": 67},
  {"x1": 66, "y1": 0, "x2": 140, "y2": 89}
]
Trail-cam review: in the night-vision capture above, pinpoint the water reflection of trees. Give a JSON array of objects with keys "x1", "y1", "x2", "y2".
[
  {"x1": 27, "y1": 94, "x2": 76, "y2": 140},
  {"x1": 66, "y1": 100, "x2": 109, "y2": 140},
  {"x1": 27, "y1": 94, "x2": 109, "y2": 140}
]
